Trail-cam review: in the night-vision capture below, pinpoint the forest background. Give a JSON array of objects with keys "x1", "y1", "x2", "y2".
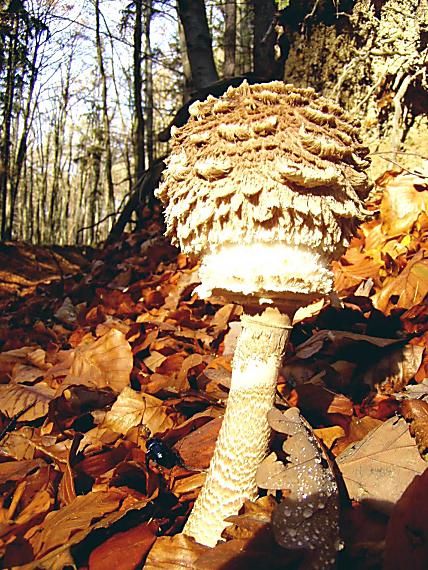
[{"x1": 1, "y1": 0, "x2": 426, "y2": 247}]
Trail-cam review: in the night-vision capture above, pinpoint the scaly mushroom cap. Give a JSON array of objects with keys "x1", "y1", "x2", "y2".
[{"x1": 156, "y1": 81, "x2": 370, "y2": 303}]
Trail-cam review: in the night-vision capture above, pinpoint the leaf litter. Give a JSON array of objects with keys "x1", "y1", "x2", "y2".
[{"x1": 0, "y1": 170, "x2": 427, "y2": 568}]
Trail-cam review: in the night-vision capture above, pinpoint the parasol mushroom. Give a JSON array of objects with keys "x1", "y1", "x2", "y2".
[{"x1": 155, "y1": 81, "x2": 371, "y2": 547}]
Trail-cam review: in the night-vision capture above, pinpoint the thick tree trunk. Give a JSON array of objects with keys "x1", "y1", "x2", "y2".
[
  {"x1": 252, "y1": 0, "x2": 286, "y2": 80},
  {"x1": 280, "y1": 0, "x2": 428, "y2": 177},
  {"x1": 223, "y1": 0, "x2": 236, "y2": 76},
  {"x1": 176, "y1": 0, "x2": 219, "y2": 91}
]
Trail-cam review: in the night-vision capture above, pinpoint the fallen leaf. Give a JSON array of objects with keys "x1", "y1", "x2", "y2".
[
  {"x1": 101, "y1": 386, "x2": 174, "y2": 436},
  {"x1": 64, "y1": 328, "x2": 133, "y2": 393},
  {"x1": 174, "y1": 417, "x2": 222, "y2": 470},
  {"x1": 144, "y1": 533, "x2": 208, "y2": 569},
  {"x1": 88, "y1": 521, "x2": 158, "y2": 570},
  {"x1": 363, "y1": 343, "x2": 424, "y2": 393},
  {"x1": 27, "y1": 489, "x2": 124, "y2": 559},
  {"x1": 295, "y1": 329, "x2": 400, "y2": 359},
  {"x1": 379, "y1": 170, "x2": 428, "y2": 236},
  {"x1": 332, "y1": 415, "x2": 382, "y2": 456},
  {"x1": 313, "y1": 426, "x2": 345, "y2": 450},
  {"x1": 257, "y1": 407, "x2": 340, "y2": 569},
  {"x1": 373, "y1": 251, "x2": 428, "y2": 314},
  {"x1": 0, "y1": 382, "x2": 55, "y2": 421},
  {"x1": 336, "y1": 416, "x2": 427, "y2": 512},
  {"x1": 0, "y1": 459, "x2": 46, "y2": 485},
  {"x1": 384, "y1": 470, "x2": 428, "y2": 570}
]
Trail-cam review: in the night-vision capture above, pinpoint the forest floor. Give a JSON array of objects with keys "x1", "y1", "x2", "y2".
[{"x1": 0, "y1": 168, "x2": 427, "y2": 569}]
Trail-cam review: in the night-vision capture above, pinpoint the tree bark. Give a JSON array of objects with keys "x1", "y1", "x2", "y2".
[
  {"x1": 252, "y1": 0, "x2": 286, "y2": 80},
  {"x1": 176, "y1": 0, "x2": 219, "y2": 91},
  {"x1": 133, "y1": 0, "x2": 146, "y2": 184},
  {"x1": 223, "y1": 0, "x2": 236, "y2": 76},
  {"x1": 144, "y1": 1, "x2": 154, "y2": 166},
  {"x1": 95, "y1": 0, "x2": 115, "y2": 217},
  {"x1": 280, "y1": 0, "x2": 428, "y2": 177},
  {"x1": 0, "y1": 14, "x2": 19, "y2": 240}
]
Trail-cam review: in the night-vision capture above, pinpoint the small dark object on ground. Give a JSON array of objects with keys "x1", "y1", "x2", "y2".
[{"x1": 146, "y1": 437, "x2": 183, "y2": 469}]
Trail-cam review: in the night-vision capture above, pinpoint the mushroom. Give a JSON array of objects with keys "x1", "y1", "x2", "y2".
[{"x1": 155, "y1": 81, "x2": 371, "y2": 547}]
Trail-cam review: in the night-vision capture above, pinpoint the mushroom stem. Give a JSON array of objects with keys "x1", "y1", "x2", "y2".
[{"x1": 183, "y1": 307, "x2": 293, "y2": 547}]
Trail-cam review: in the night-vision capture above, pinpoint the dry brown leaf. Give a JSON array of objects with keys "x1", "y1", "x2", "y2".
[
  {"x1": 295, "y1": 329, "x2": 401, "y2": 359},
  {"x1": 174, "y1": 416, "x2": 222, "y2": 470},
  {"x1": 143, "y1": 350, "x2": 167, "y2": 372},
  {"x1": 0, "y1": 459, "x2": 46, "y2": 485},
  {"x1": 336, "y1": 416, "x2": 427, "y2": 512},
  {"x1": 256, "y1": 407, "x2": 340, "y2": 569},
  {"x1": 364, "y1": 344, "x2": 424, "y2": 393},
  {"x1": 379, "y1": 170, "x2": 428, "y2": 236},
  {"x1": 313, "y1": 426, "x2": 345, "y2": 450},
  {"x1": 332, "y1": 416, "x2": 382, "y2": 456},
  {"x1": 101, "y1": 386, "x2": 174, "y2": 436},
  {"x1": 384, "y1": 469, "x2": 428, "y2": 570},
  {"x1": 88, "y1": 521, "x2": 158, "y2": 570},
  {"x1": 0, "y1": 382, "x2": 55, "y2": 421},
  {"x1": 144, "y1": 533, "x2": 208, "y2": 569},
  {"x1": 373, "y1": 250, "x2": 428, "y2": 314},
  {"x1": 64, "y1": 328, "x2": 133, "y2": 393},
  {"x1": 27, "y1": 490, "x2": 124, "y2": 559}
]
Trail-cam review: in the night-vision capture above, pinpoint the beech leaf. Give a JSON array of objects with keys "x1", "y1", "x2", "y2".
[
  {"x1": 0, "y1": 382, "x2": 55, "y2": 421},
  {"x1": 64, "y1": 328, "x2": 133, "y2": 393},
  {"x1": 336, "y1": 416, "x2": 427, "y2": 512},
  {"x1": 101, "y1": 386, "x2": 174, "y2": 436}
]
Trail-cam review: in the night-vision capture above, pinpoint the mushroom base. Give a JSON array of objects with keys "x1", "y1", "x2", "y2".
[
  {"x1": 183, "y1": 307, "x2": 293, "y2": 547},
  {"x1": 195, "y1": 242, "x2": 333, "y2": 301}
]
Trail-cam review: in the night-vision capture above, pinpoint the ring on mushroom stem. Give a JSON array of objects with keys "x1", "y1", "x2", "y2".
[{"x1": 155, "y1": 80, "x2": 371, "y2": 548}]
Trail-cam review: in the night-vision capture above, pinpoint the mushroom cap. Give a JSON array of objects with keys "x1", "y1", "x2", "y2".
[{"x1": 156, "y1": 81, "x2": 371, "y2": 302}]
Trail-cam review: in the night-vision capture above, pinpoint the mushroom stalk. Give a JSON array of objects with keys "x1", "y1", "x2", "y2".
[{"x1": 183, "y1": 307, "x2": 293, "y2": 547}]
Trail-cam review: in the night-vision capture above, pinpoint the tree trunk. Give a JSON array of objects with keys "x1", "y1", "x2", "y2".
[
  {"x1": 235, "y1": 0, "x2": 252, "y2": 74},
  {"x1": 176, "y1": 0, "x2": 219, "y2": 91},
  {"x1": 223, "y1": 0, "x2": 236, "y2": 76},
  {"x1": 280, "y1": 0, "x2": 428, "y2": 177},
  {"x1": 0, "y1": 16, "x2": 19, "y2": 240},
  {"x1": 252, "y1": 0, "x2": 286, "y2": 80},
  {"x1": 144, "y1": 1, "x2": 154, "y2": 166},
  {"x1": 133, "y1": 0, "x2": 146, "y2": 184},
  {"x1": 178, "y1": 17, "x2": 192, "y2": 102},
  {"x1": 95, "y1": 0, "x2": 115, "y2": 217}
]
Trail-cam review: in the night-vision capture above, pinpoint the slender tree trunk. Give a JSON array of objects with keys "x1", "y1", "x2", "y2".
[
  {"x1": 235, "y1": 0, "x2": 252, "y2": 74},
  {"x1": 144, "y1": 1, "x2": 154, "y2": 166},
  {"x1": 9, "y1": 35, "x2": 42, "y2": 236},
  {"x1": 133, "y1": 0, "x2": 146, "y2": 184},
  {"x1": 223, "y1": 0, "x2": 236, "y2": 76},
  {"x1": 95, "y1": 0, "x2": 115, "y2": 216},
  {"x1": 0, "y1": 17, "x2": 19, "y2": 239},
  {"x1": 178, "y1": 18, "x2": 192, "y2": 102},
  {"x1": 176, "y1": 0, "x2": 219, "y2": 91}
]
